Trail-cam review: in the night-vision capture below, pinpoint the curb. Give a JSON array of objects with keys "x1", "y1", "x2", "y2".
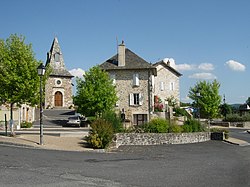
[
  {"x1": 0, "y1": 141, "x2": 39, "y2": 149},
  {"x1": 223, "y1": 139, "x2": 250, "y2": 146}
]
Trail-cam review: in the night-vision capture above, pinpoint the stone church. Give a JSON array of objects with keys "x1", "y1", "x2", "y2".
[{"x1": 45, "y1": 37, "x2": 74, "y2": 109}]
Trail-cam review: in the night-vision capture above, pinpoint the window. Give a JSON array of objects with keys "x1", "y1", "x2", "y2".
[
  {"x1": 110, "y1": 73, "x2": 116, "y2": 85},
  {"x1": 134, "y1": 114, "x2": 147, "y2": 125},
  {"x1": 160, "y1": 81, "x2": 164, "y2": 91},
  {"x1": 133, "y1": 73, "x2": 139, "y2": 86},
  {"x1": 170, "y1": 82, "x2": 175, "y2": 91},
  {"x1": 54, "y1": 53, "x2": 60, "y2": 62},
  {"x1": 129, "y1": 93, "x2": 143, "y2": 106}
]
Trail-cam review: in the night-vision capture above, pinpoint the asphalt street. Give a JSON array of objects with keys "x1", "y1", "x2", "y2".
[
  {"x1": 0, "y1": 141, "x2": 249, "y2": 187},
  {"x1": 33, "y1": 109, "x2": 76, "y2": 128},
  {"x1": 229, "y1": 128, "x2": 250, "y2": 143}
]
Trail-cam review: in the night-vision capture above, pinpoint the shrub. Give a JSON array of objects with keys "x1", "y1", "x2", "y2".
[
  {"x1": 87, "y1": 119, "x2": 114, "y2": 149},
  {"x1": 224, "y1": 113, "x2": 250, "y2": 122},
  {"x1": 168, "y1": 124, "x2": 183, "y2": 133},
  {"x1": 101, "y1": 111, "x2": 123, "y2": 133},
  {"x1": 174, "y1": 107, "x2": 189, "y2": 117},
  {"x1": 141, "y1": 118, "x2": 169, "y2": 133},
  {"x1": 183, "y1": 119, "x2": 203, "y2": 132},
  {"x1": 21, "y1": 121, "x2": 32, "y2": 128}
]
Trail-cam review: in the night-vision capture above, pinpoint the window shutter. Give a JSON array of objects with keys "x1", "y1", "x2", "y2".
[
  {"x1": 160, "y1": 81, "x2": 164, "y2": 91},
  {"x1": 129, "y1": 93, "x2": 134, "y2": 106},
  {"x1": 133, "y1": 73, "x2": 139, "y2": 86},
  {"x1": 139, "y1": 93, "x2": 143, "y2": 105}
]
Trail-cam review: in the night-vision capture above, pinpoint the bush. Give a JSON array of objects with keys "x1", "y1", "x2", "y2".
[
  {"x1": 101, "y1": 111, "x2": 123, "y2": 133},
  {"x1": 182, "y1": 119, "x2": 203, "y2": 132},
  {"x1": 168, "y1": 124, "x2": 183, "y2": 133},
  {"x1": 21, "y1": 121, "x2": 32, "y2": 128},
  {"x1": 141, "y1": 118, "x2": 169, "y2": 133},
  {"x1": 87, "y1": 119, "x2": 114, "y2": 149},
  {"x1": 224, "y1": 113, "x2": 250, "y2": 122},
  {"x1": 174, "y1": 107, "x2": 190, "y2": 118}
]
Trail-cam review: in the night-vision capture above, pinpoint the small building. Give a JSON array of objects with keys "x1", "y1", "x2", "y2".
[
  {"x1": 153, "y1": 60, "x2": 182, "y2": 110},
  {"x1": 239, "y1": 104, "x2": 250, "y2": 116},
  {"x1": 45, "y1": 37, "x2": 74, "y2": 109}
]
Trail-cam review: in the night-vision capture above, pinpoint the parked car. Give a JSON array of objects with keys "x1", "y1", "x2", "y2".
[{"x1": 66, "y1": 115, "x2": 87, "y2": 127}]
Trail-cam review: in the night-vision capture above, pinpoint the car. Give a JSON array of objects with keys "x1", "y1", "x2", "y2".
[{"x1": 66, "y1": 115, "x2": 87, "y2": 127}]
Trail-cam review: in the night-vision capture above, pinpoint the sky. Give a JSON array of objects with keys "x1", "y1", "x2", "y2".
[{"x1": 0, "y1": 0, "x2": 249, "y2": 104}]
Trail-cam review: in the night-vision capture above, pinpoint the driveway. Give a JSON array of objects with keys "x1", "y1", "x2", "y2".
[{"x1": 33, "y1": 109, "x2": 76, "y2": 128}]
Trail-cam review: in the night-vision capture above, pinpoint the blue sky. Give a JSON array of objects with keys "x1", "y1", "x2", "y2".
[{"x1": 1, "y1": 0, "x2": 249, "y2": 104}]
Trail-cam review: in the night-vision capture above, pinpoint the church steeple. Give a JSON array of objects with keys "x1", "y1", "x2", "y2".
[{"x1": 46, "y1": 37, "x2": 73, "y2": 77}]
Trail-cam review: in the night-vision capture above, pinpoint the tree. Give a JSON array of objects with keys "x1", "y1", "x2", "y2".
[
  {"x1": 246, "y1": 97, "x2": 250, "y2": 106},
  {"x1": 219, "y1": 103, "x2": 232, "y2": 119},
  {"x1": 188, "y1": 80, "x2": 221, "y2": 119},
  {"x1": 0, "y1": 34, "x2": 42, "y2": 134},
  {"x1": 74, "y1": 66, "x2": 118, "y2": 117}
]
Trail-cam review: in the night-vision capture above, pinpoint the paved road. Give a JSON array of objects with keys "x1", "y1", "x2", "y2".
[
  {"x1": 0, "y1": 141, "x2": 249, "y2": 187},
  {"x1": 33, "y1": 109, "x2": 76, "y2": 128},
  {"x1": 229, "y1": 128, "x2": 250, "y2": 143}
]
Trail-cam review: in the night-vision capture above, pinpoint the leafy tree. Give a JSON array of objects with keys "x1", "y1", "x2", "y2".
[
  {"x1": 0, "y1": 34, "x2": 42, "y2": 133},
  {"x1": 219, "y1": 103, "x2": 232, "y2": 119},
  {"x1": 74, "y1": 66, "x2": 118, "y2": 117},
  {"x1": 246, "y1": 97, "x2": 250, "y2": 106},
  {"x1": 188, "y1": 80, "x2": 221, "y2": 119}
]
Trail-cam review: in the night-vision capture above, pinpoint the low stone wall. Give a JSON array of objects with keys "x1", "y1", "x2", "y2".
[{"x1": 114, "y1": 132, "x2": 210, "y2": 148}]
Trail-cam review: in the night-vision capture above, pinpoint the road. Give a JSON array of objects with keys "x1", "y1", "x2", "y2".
[
  {"x1": 0, "y1": 141, "x2": 249, "y2": 187},
  {"x1": 33, "y1": 109, "x2": 76, "y2": 128},
  {"x1": 229, "y1": 128, "x2": 250, "y2": 143}
]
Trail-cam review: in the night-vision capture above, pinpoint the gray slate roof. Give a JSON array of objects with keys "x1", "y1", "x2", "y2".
[
  {"x1": 50, "y1": 68, "x2": 73, "y2": 78},
  {"x1": 153, "y1": 60, "x2": 182, "y2": 77},
  {"x1": 100, "y1": 48, "x2": 156, "y2": 74}
]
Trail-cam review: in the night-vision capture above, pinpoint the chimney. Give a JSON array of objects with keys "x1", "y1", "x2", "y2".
[
  {"x1": 118, "y1": 40, "x2": 125, "y2": 66},
  {"x1": 167, "y1": 60, "x2": 170, "y2": 66}
]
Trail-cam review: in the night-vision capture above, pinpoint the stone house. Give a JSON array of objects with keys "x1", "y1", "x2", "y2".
[
  {"x1": 100, "y1": 42, "x2": 182, "y2": 126},
  {"x1": 100, "y1": 41, "x2": 157, "y2": 126},
  {"x1": 45, "y1": 37, "x2": 74, "y2": 109},
  {"x1": 153, "y1": 60, "x2": 182, "y2": 111}
]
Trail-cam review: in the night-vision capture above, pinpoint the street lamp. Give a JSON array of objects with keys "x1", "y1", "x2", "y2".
[
  {"x1": 196, "y1": 92, "x2": 200, "y2": 122},
  {"x1": 37, "y1": 63, "x2": 46, "y2": 145}
]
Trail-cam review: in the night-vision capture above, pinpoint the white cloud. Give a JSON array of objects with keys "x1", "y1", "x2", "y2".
[
  {"x1": 189, "y1": 72, "x2": 216, "y2": 80},
  {"x1": 69, "y1": 68, "x2": 85, "y2": 78},
  {"x1": 198, "y1": 63, "x2": 214, "y2": 71},
  {"x1": 225, "y1": 60, "x2": 246, "y2": 71},
  {"x1": 175, "y1": 64, "x2": 194, "y2": 71}
]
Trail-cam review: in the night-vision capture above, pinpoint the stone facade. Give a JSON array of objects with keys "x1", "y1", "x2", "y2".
[
  {"x1": 45, "y1": 77, "x2": 73, "y2": 108},
  {"x1": 114, "y1": 132, "x2": 210, "y2": 148},
  {"x1": 153, "y1": 61, "x2": 182, "y2": 110},
  {"x1": 45, "y1": 37, "x2": 73, "y2": 109},
  {"x1": 110, "y1": 69, "x2": 154, "y2": 125}
]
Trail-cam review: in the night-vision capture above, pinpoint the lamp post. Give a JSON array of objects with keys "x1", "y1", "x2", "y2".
[
  {"x1": 37, "y1": 63, "x2": 46, "y2": 145},
  {"x1": 196, "y1": 92, "x2": 200, "y2": 122}
]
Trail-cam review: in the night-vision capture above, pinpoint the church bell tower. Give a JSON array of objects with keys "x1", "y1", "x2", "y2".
[{"x1": 45, "y1": 37, "x2": 74, "y2": 109}]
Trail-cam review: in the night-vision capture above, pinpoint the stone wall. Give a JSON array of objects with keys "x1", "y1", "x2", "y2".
[{"x1": 114, "y1": 132, "x2": 210, "y2": 148}]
